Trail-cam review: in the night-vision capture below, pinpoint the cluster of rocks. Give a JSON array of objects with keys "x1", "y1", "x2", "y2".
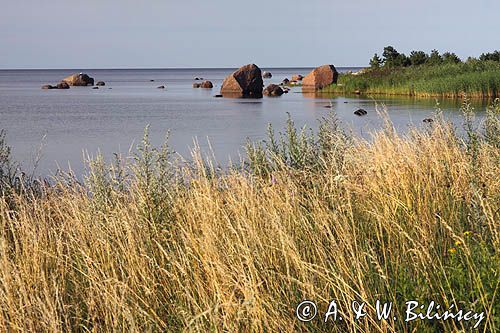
[
  {"x1": 193, "y1": 80, "x2": 213, "y2": 89},
  {"x1": 42, "y1": 65, "x2": 340, "y2": 98},
  {"x1": 217, "y1": 63, "x2": 339, "y2": 98},
  {"x1": 42, "y1": 73, "x2": 100, "y2": 90}
]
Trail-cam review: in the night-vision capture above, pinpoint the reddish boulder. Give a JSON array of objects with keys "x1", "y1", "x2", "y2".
[
  {"x1": 302, "y1": 65, "x2": 338, "y2": 92},
  {"x1": 221, "y1": 64, "x2": 263, "y2": 98}
]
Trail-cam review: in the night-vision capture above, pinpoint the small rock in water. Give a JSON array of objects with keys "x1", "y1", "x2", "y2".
[
  {"x1": 150, "y1": 79, "x2": 155, "y2": 82},
  {"x1": 41, "y1": 84, "x2": 55, "y2": 90},
  {"x1": 263, "y1": 84, "x2": 284, "y2": 96},
  {"x1": 96, "y1": 81, "x2": 106, "y2": 86},
  {"x1": 214, "y1": 94, "x2": 223, "y2": 98},
  {"x1": 193, "y1": 83, "x2": 202, "y2": 88},
  {"x1": 200, "y1": 80, "x2": 213, "y2": 88},
  {"x1": 354, "y1": 108, "x2": 367, "y2": 116},
  {"x1": 56, "y1": 82, "x2": 70, "y2": 89},
  {"x1": 262, "y1": 71, "x2": 272, "y2": 78},
  {"x1": 92, "y1": 87, "x2": 99, "y2": 90},
  {"x1": 157, "y1": 85, "x2": 165, "y2": 89}
]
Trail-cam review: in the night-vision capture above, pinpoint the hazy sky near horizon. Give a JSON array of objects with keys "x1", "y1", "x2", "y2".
[{"x1": 1, "y1": 0, "x2": 499, "y2": 69}]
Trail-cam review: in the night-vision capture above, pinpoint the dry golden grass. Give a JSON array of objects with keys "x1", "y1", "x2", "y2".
[{"x1": 0, "y1": 113, "x2": 498, "y2": 332}]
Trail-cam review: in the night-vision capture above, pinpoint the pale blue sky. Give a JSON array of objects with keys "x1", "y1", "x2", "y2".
[{"x1": 1, "y1": 0, "x2": 498, "y2": 69}]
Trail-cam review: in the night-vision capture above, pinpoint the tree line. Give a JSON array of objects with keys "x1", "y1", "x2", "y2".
[{"x1": 369, "y1": 46, "x2": 500, "y2": 68}]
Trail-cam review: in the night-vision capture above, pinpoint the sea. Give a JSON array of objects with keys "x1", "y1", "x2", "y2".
[{"x1": 0, "y1": 68, "x2": 490, "y2": 176}]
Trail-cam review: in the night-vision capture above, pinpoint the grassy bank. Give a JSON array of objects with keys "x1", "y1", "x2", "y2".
[
  {"x1": 322, "y1": 61, "x2": 500, "y2": 98},
  {"x1": 0, "y1": 102, "x2": 499, "y2": 332}
]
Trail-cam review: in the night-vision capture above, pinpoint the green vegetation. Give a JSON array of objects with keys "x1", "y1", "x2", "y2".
[
  {"x1": 0, "y1": 101, "x2": 499, "y2": 332},
  {"x1": 324, "y1": 47, "x2": 500, "y2": 98}
]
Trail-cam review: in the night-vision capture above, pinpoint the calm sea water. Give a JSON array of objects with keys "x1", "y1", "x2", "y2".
[{"x1": 0, "y1": 68, "x2": 489, "y2": 176}]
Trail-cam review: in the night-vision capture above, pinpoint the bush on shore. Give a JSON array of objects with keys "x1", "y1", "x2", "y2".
[{"x1": 0, "y1": 102, "x2": 499, "y2": 332}]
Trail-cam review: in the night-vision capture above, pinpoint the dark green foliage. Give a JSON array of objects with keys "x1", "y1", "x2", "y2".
[
  {"x1": 479, "y1": 50, "x2": 500, "y2": 62},
  {"x1": 369, "y1": 53, "x2": 382, "y2": 68},
  {"x1": 442, "y1": 51, "x2": 462, "y2": 64},
  {"x1": 372, "y1": 46, "x2": 468, "y2": 69},
  {"x1": 427, "y1": 49, "x2": 443, "y2": 65},
  {"x1": 409, "y1": 50, "x2": 429, "y2": 66},
  {"x1": 382, "y1": 46, "x2": 410, "y2": 67}
]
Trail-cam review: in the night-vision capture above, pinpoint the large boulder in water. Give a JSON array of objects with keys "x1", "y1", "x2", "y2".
[
  {"x1": 221, "y1": 64, "x2": 263, "y2": 98},
  {"x1": 62, "y1": 73, "x2": 94, "y2": 86},
  {"x1": 302, "y1": 65, "x2": 338, "y2": 92}
]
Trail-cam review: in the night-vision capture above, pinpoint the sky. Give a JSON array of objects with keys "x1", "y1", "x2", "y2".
[{"x1": 1, "y1": 0, "x2": 499, "y2": 69}]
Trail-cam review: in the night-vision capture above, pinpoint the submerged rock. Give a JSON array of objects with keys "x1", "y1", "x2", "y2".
[
  {"x1": 220, "y1": 64, "x2": 263, "y2": 98},
  {"x1": 96, "y1": 81, "x2": 106, "y2": 86},
  {"x1": 354, "y1": 108, "x2": 368, "y2": 116},
  {"x1": 302, "y1": 65, "x2": 338, "y2": 92}
]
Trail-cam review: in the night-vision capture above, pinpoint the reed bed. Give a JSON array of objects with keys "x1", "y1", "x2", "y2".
[
  {"x1": 0, "y1": 102, "x2": 499, "y2": 332},
  {"x1": 323, "y1": 61, "x2": 500, "y2": 98}
]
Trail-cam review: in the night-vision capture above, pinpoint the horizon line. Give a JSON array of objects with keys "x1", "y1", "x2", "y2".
[{"x1": 0, "y1": 65, "x2": 366, "y2": 71}]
